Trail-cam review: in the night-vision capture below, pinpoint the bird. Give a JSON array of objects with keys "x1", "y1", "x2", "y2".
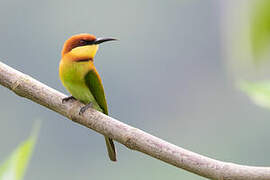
[{"x1": 59, "y1": 33, "x2": 117, "y2": 161}]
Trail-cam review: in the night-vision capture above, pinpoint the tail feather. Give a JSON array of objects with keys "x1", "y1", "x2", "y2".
[{"x1": 104, "y1": 136, "x2": 116, "y2": 161}]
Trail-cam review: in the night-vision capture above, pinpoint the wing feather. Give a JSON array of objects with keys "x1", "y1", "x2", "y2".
[
  {"x1": 84, "y1": 68, "x2": 116, "y2": 161},
  {"x1": 84, "y1": 68, "x2": 108, "y2": 115}
]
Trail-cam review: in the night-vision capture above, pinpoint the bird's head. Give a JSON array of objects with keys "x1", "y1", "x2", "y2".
[{"x1": 61, "y1": 33, "x2": 116, "y2": 60}]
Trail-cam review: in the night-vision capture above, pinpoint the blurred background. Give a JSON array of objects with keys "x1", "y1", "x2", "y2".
[{"x1": 1, "y1": 0, "x2": 270, "y2": 179}]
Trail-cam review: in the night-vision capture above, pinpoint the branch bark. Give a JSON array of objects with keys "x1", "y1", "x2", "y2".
[{"x1": 0, "y1": 61, "x2": 269, "y2": 180}]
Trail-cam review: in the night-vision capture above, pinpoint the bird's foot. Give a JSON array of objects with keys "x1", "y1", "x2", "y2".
[
  {"x1": 62, "y1": 96, "x2": 76, "y2": 103},
  {"x1": 79, "y1": 102, "x2": 93, "y2": 115}
]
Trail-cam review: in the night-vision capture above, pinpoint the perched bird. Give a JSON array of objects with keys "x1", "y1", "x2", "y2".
[{"x1": 59, "y1": 33, "x2": 117, "y2": 161}]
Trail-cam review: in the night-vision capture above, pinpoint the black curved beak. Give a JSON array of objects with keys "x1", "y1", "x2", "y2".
[{"x1": 94, "y1": 38, "x2": 117, "y2": 45}]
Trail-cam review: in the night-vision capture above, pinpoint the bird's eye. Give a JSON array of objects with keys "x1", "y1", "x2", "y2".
[{"x1": 79, "y1": 40, "x2": 87, "y2": 45}]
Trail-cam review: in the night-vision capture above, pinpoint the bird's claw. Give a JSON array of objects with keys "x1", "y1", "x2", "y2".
[
  {"x1": 62, "y1": 96, "x2": 76, "y2": 103},
  {"x1": 79, "y1": 102, "x2": 93, "y2": 115}
]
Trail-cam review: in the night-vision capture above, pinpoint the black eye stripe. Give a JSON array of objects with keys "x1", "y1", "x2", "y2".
[
  {"x1": 76, "y1": 58, "x2": 92, "y2": 62},
  {"x1": 79, "y1": 40, "x2": 87, "y2": 45},
  {"x1": 79, "y1": 40, "x2": 95, "y2": 46}
]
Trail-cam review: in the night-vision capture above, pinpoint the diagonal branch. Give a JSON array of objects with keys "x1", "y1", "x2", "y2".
[{"x1": 0, "y1": 60, "x2": 269, "y2": 180}]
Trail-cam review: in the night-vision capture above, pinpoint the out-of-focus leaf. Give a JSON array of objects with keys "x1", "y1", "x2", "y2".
[
  {"x1": 251, "y1": 0, "x2": 270, "y2": 59},
  {"x1": 0, "y1": 123, "x2": 39, "y2": 180},
  {"x1": 239, "y1": 81, "x2": 270, "y2": 109}
]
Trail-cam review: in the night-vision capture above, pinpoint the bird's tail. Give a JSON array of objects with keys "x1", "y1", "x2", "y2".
[{"x1": 104, "y1": 136, "x2": 117, "y2": 161}]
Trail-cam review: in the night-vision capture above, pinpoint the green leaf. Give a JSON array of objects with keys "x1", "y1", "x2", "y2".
[
  {"x1": 0, "y1": 122, "x2": 40, "y2": 180},
  {"x1": 239, "y1": 81, "x2": 270, "y2": 109},
  {"x1": 251, "y1": 0, "x2": 270, "y2": 58}
]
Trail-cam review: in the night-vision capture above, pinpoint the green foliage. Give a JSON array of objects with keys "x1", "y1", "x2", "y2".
[
  {"x1": 0, "y1": 125, "x2": 39, "y2": 180},
  {"x1": 239, "y1": 81, "x2": 270, "y2": 109},
  {"x1": 238, "y1": 1, "x2": 270, "y2": 108},
  {"x1": 251, "y1": 0, "x2": 270, "y2": 58}
]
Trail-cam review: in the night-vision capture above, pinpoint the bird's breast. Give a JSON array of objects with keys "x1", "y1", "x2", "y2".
[{"x1": 59, "y1": 57, "x2": 100, "y2": 110}]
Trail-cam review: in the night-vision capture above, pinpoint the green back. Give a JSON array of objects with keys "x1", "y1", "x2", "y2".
[{"x1": 84, "y1": 69, "x2": 108, "y2": 115}]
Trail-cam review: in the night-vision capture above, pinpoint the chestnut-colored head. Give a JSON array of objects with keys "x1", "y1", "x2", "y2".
[
  {"x1": 61, "y1": 33, "x2": 117, "y2": 57},
  {"x1": 61, "y1": 34, "x2": 96, "y2": 56}
]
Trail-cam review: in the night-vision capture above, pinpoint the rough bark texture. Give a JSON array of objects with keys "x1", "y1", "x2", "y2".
[{"x1": 0, "y1": 61, "x2": 269, "y2": 180}]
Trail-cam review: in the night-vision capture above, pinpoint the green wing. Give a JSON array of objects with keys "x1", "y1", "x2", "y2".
[
  {"x1": 85, "y1": 69, "x2": 116, "y2": 161},
  {"x1": 84, "y1": 69, "x2": 108, "y2": 115}
]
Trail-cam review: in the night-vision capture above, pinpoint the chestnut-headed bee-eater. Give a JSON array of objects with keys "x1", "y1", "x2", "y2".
[{"x1": 59, "y1": 33, "x2": 117, "y2": 161}]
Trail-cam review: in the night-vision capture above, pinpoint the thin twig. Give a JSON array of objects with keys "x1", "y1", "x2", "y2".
[{"x1": 0, "y1": 61, "x2": 269, "y2": 180}]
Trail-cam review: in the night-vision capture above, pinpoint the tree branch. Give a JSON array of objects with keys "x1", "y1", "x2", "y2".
[{"x1": 0, "y1": 61, "x2": 269, "y2": 180}]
